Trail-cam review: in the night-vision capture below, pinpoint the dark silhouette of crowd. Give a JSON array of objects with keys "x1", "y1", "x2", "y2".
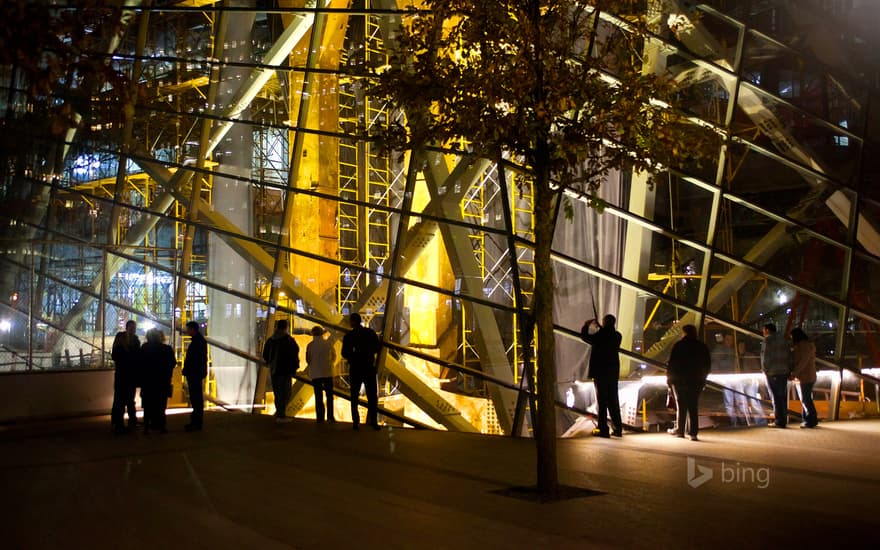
[
  {"x1": 110, "y1": 312, "x2": 383, "y2": 435},
  {"x1": 110, "y1": 309, "x2": 818, "y2": 441},
  {"x1": 109, "y1": 319, "x2": 207, "y2": 435},
  {"x1": 577, "y1": 311, "x2": 821, "y2": 441}
]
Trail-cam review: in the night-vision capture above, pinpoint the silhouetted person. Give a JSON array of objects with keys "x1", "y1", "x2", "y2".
[
  {"x1": 667, "y1": 325, "x2": 711, "y2": 441},
  {"x1": 183, "y1": 321, "x2": 207, "y2": 431},
  {"x1": 262, "y1": 319, "x2": 300, "y2": 423},
  {"x1": 111, "y1": 320, "x2": 140, "y2": 434},
  {"x1": 580, "y1": 314, "x2": 623, "y2": 438},
  {"x1": 307, "y1": 325, "x2": 336, "y2": 423},
  {"x1": 791, "y1": 328, "x2": 818, "y2": 428},
  {"x1": 761, "y1": 322, "x2": 792, "y2": 428},
  {"x1": 342, "y1": 313, "x2": 381, "y2": 430},
  {"x1": 141, "y1": 329, "x2": 176, "y2": 434}
]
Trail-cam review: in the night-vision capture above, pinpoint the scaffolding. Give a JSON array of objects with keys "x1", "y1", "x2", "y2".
[{"x1": 337, "y1": 10, "x2": 393, "y2": 318}]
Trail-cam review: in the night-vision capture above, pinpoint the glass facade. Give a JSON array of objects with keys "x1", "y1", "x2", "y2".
[{"x1": 1, "y1": 1, "x2": 879, "y2": 434}]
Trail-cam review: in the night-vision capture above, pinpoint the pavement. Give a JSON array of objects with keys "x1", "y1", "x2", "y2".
[{"x1": 1, "y1": 412, "x2": 878, "y2": 549}]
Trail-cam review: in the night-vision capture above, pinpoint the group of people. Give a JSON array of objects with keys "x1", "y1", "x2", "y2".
[
  {"x1": 112, "y1": 311, "x2": 383, "y2": 434},
  {"x1": 580, "y1": 315, "x2": 819, "y2": 441},
  {"x1": 115, "y1": 308, "x2": 817, "y2": 440},
  {"x1": 263, "y1": 312, "x2": 382, "y2": 430},
  {"x1": 763, "y1": 323, "x2": 818, "y2": 429},
  {"x1": 110, "y1": 320, "x2": 207, "y2": 435}
]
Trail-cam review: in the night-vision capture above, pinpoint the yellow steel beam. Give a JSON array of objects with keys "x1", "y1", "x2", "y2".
[
  {"x1": 422, "y1": 154, "x2": 518, "y2": 435},
  {"x1": 158, "y1": 76, "x2": 210, "y2": 95},
  {"x1": 173, "y1": 1, "x2": 220, "y2": 6}
]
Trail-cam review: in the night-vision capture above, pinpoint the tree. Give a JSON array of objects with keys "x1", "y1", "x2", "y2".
[{"x1": 374, "y1": 0, "x2": 716, "y2": 496}]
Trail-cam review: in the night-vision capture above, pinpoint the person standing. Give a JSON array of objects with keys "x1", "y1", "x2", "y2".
[
  {"x1": 111, "y1": 320, "x2": 141, "y2": 434},
  {"x1": 791, "y1": 328, "x2": 818, "y2": 428},
  {"x1": 341, "y1": 313, "x2": 381, "y2": 431},
  {"x1": 580, "y1": 314, "x2": 623, "y2": 438},
  {"x1": 140, "y1": 329, "x2": 176, "y2": 434},
  {"x1": 183, "y1": 321, "x2": 208, "y2": 432},
  {"x1": 761, "y1": 323, "x2": 792, "y2": 428},
  {"x1": 306, "y1": 325, "x2": 336, "y2": 423},
  {"x1": 667, "y1": 325, "x2": 712, "y2": 441},
  {"x1": 262, "y1": 319, "x2": 300, "y2": 423}
]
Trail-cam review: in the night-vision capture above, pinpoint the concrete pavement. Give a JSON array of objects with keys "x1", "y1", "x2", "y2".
[{"x1": 1, "y1": 412, "x2": 878, "y2": 549}]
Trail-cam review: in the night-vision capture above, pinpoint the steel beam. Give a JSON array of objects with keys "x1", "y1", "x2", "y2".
[
  {"x1": 205, "y1": 1, "x2": 327, "y2": 154},
  {"x1": 58, "y1": 6, "x2": 322, "y2": 333},
  {"x1": 669, "y1": 0, "x2": 880, "y2": 256},
  {"x1": 632, "y1": 1, "x2": 880, "y2": 361},
  {"x1": 134, "y1": 154, "x2": 478, "y2": 431},
  {"x1": 422, "y1": 154, "x2": 519, "y2": 434},
  {"x1": 174, "y1": 8, "x2": 229, "y2": 318},
  {"x1": 257, "y1": 3, "x2": 330, "y2": 412}
]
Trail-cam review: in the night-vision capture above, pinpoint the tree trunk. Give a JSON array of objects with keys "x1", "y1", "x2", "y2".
[{"x1": 532, "y1": 157, "x2": 559, "y2": 496}]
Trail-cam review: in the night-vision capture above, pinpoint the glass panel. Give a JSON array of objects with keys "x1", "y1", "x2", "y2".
[
  {"x1": 199, "y1": 283, "x2": 259, "y2": 407},
  {"x1": 855, "y1": 198, "x2": 880, "y2": 258},
  {"x1": 637, "y1": 297, "x2": 702, "y2": 359},
  {"x1": 733, "y1": 84, "x2": 861, "y2": 187},
  {"x1": 844, "y1": 311, "x2": 880, "y2": 375},
  {"x1": 835, "y1": 368, "x2": 878, "y2": 420},
  {"x1": 701, "y1": 377, "x2": 773, "y2": 427},
  {"x1": 703, "y1": 322, "x2": 765, "y2": 374},
  {"x1": 675, "y1": 6, "x2": 742, "y2": 71},
  {"x1": 6, "y1": 2, "x2": 880, "y2": 435},
  {"x1": 868, "y1": 92, "x2": 880, "y2": 142},
  {"x1": 741, "y1": 31, "x2": 866, "y2": 135},
  {"x1": 708, "y1": 256, "x2": 843, "y2": 363},
  {"x1": 377, "y1": 349, "x2": 512, "y2": 434},
  {"x1": 858, "y1": 138, "x2": 880, "y2": 203},
  {"x1": 849, "y1": 252, "x2": 880, "y2": 319},
  {"x1": 724, "y1": 141, "x2": 857, "y2": 236},
  {"x1": 716, "y1": 198, "x2": 848, "y2": 300},
  {"x1": 666, "y1": 57, "x2": 736, "y2": 127},
  {"x1": 643, "y1": 173, "x2": 716, "y2": 243}
]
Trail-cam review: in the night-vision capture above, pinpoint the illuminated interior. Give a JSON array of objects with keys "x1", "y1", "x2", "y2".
[{"x1": 1, "y1": 1, "x2": 879, "y2": 434}]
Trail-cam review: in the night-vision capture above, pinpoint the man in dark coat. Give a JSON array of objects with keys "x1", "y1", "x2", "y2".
[
  {"x1": 140, "y1": 329, "x2": 177, "y2": 434},
  {"x1": 262, "y1": 318, "x2": 300, "y2": 423},
  {"x1": 580, "y1": 314, "x2": 623, "y2": 438},
  {"x1": 111, "y1": 320, "x2": 141, "y2": 434},
  {"x1": 667, "y1": 324, "x2": 712, "y2": 441},
  {"x1": 341, "y1": 313, "x2": 381, "y2": 430},
  {"x1": 761, "y1": 322, "x2": 792, "y2": 428},
  {"x1": 182, "y1": 321, "x2": 208, "y2": 431}
]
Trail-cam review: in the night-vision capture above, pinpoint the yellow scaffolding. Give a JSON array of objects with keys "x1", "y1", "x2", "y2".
[
  {"x1": 461, "y1": 170, "x2": 486, "y2": 374},
  {"x1": 337, "y1": 48, "x2": 361, "y2": 315},
  {"x1": 512, "y1": 177, "x2": 536, "y2": 384},
  {"x1": 364, "y1": 13, "x2": 391, "y2": 298},
  {"x1": 337, "y1": 12, "x2": 391, "y2": 317}
]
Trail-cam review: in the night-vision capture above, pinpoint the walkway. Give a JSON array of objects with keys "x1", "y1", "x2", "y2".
[{"x1": 1, "y1": 413, "x2": 878, "y2": 549}]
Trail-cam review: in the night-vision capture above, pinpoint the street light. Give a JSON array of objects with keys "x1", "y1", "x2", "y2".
[{"x1": 0, "y1": 319, "x2": 11, "y2": 333}]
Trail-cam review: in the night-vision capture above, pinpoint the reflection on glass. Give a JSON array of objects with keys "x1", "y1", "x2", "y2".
[{"x1": 0, "y1": 3, "x2": 878, "y2": 433}]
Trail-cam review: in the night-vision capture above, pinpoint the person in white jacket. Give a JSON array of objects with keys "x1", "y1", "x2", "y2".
[{"x1": 306, "y1": 325, "x2": 337, "y2": 423}]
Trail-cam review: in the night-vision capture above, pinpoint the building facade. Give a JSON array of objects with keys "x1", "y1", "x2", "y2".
[{"x1": 1, "y1": 0, "x2": 878, "y2": 433}]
